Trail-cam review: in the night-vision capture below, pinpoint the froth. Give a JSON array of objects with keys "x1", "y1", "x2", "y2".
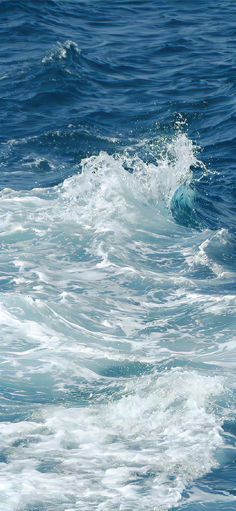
[
  {"x1": 0, "y1": 133, "x2": 231, "y2": 510},
  {"x1": 0, "y1": 370, "x2": 223, "y2": 511}
]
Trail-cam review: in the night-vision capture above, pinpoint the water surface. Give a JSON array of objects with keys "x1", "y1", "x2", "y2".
[{"x1": 1, "y1": 1, "x2": 236, "y2": 510}]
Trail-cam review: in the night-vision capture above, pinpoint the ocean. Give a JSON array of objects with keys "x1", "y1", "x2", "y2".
[{"x1": 1, "y1": 1, "x2": 236, "y2": 510}]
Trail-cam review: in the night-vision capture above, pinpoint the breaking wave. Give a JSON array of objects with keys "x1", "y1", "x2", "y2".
[{"x1": 0, "y1": 133, "x2": 235, "y2": 510}]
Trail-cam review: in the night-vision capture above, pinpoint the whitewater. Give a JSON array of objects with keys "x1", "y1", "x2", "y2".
[
  {"x1": 0, "y1": 131, "x2": 235, "y2": 510},
  {"x1": 1, "y1": 1, "x2": 236, "y2": 510}
]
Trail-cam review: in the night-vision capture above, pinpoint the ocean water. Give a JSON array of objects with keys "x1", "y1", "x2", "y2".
[{"x1": 1, "y1": 1, "x2": 236, "y2": 510}]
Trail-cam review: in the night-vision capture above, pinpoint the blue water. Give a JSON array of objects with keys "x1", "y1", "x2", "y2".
[{"x1": 1, "y1": 1, "x2": 236, "y2": 510}]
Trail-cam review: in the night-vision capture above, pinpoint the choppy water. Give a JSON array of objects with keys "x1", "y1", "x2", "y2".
[{"x1": 1, "y1": 1, "x2": 236, "y2": 510}]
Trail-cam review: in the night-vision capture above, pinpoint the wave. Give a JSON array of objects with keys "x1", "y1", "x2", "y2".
[
  {"x1": 0, "y1": 133, "x2": 235, "y2": 510},
  {"x1": 2, "y1": 1, "x2": 236, "y2": 509},
  {"x1": 42, "y1": 40, "x2": 81, "y2": 65},
  {"x1": 0, "y1": 133, "x2": 196, "y2": 259}
]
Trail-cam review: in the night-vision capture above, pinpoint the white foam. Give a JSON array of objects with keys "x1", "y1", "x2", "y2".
[
  {"x1": 183, "y1": 228, "x2": 235, "y2": 278},
  {"x1": 42, "y1": 40, "x2": 81, "y2": 64},
  {"x1": 0, "y1": 133, "x2": 232, "y2": 510},
  {"x1": 0, "y1": 370, "x2": 223, "y2": 511}
]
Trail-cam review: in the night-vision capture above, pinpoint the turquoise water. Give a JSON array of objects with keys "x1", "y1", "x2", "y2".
[{"x1": 1, "y1": 1, "x2": 236, "y2": 510}]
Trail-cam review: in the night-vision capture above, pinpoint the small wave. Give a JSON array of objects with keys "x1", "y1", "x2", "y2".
[
  {"x1": 42, "y1": 40, "x2": 81, "y2": 65},
  {"x1": 184, "y1": 228, "x2": 236, "y2": 278}
]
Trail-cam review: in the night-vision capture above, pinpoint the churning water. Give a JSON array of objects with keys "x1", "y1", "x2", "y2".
[{"x1": 1, "y1": 1, "x2": 236, "y2": 510}]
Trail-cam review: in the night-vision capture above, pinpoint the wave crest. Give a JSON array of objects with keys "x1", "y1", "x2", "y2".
[{"x1": 42, "y1": 40, "x2": 81, "y2": 65}]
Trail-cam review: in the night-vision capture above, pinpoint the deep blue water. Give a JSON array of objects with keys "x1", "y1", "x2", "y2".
[{"x1": 1, "y1": 1, "x2": 236, "y2": 510}]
